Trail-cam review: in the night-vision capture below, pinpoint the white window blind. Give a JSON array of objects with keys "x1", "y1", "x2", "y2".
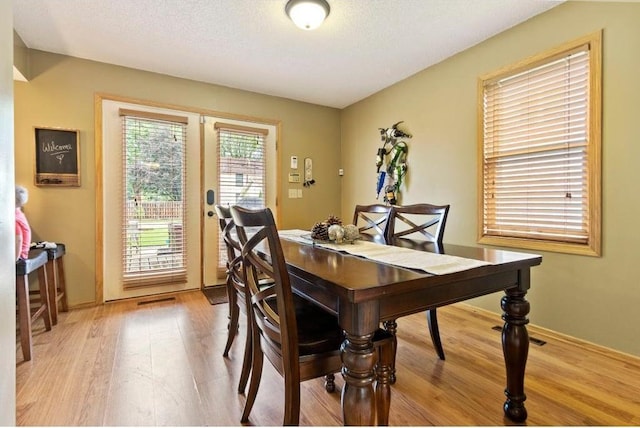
[
  {"x1": 479, "y1": 32, "x2": 601, "y2": 256},
  {"x1": 215, "y1": 122, "x2": 267, "y2": 273},
  {"x1": 120, "y1": 109, "x2": 188, "y2": 287}
]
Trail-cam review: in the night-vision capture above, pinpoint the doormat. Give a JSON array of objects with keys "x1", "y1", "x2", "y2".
[{"x1": 203, "y1": 286, "x2": 228, "y2": 306}]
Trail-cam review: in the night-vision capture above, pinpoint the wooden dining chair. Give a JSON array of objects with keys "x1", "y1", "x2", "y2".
[
  {"x1": 385, "y1": 203, "x2": 450, "y2": 366},
  {"x1": 214, "y1": 205, "x2": 254, "y2": 393},
  {"x1": 352, "y1": 203, "x2": 392, "y2": 244},
  {"x1": 231, "y1": 206, "x2": 393, "y2": 426},
  {"x1": 216, "y1": 205, "x2": 278, "y2": 393}
]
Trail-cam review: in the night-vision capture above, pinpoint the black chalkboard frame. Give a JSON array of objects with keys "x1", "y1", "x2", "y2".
[{"x1": 34, "y1": 127, "x2": 81, "y2": 187}]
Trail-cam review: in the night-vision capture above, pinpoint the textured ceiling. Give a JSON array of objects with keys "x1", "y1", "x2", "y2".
[{"x1": 13, "y1": 0, "x2": 563, "y2": 108}]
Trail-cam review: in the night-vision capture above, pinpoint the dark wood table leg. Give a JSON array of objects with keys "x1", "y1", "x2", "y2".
[
  {"x1": 501, "y1": 285, "x2": 530, "y2": 422},
  {"x1": 341, "y1": 332, "x2": 376, "y2": 425},
  {"x1": 375, "y1": 337, "x2": 393, "y2": 426},
  {"x1": 382, "y1": 319, "x2": 397, "y2": 384}
]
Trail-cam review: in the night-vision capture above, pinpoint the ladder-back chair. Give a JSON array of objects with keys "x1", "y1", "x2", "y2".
[
  {"x1": 214, "y1": 205, "x2": 254, "y2": 393},
  {"x1": 231, "y1": 206, "x2": 393, "y2": 425},
  {"x1": 385, "y1": 203, "x2": 450, "y2": 369}
]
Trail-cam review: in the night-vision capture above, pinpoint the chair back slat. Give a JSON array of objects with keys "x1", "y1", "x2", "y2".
[
  {"x1": 353, "y1": 204, "x2": 391, "y2": 244},
  {"x1": 214, "y1": 205, "x2": 247, "y2": 303},
  {"x1": 217, "y1": 206, "x2": 241, "y2": 255},
  {"x1": 386, "y1": 203, "x2": 450, "y2": 245}
]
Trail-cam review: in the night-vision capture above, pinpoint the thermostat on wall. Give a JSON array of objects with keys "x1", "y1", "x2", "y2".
[{"x1": 288, "y1": 172, "x2": 301, "y2": 183}]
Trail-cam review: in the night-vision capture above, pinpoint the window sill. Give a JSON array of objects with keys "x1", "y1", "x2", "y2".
[{"x1": 478, "y1": 235, "x2": 600, "y2": 257}]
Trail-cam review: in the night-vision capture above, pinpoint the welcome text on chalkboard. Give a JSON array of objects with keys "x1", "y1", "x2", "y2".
[{"x1": 34, "y1": 127, "x2": 81, "y2": 186}]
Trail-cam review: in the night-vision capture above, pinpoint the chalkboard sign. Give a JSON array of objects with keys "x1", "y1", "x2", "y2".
[{"x1": 34, "y1": 127, "x2": 80, "y2": 186}]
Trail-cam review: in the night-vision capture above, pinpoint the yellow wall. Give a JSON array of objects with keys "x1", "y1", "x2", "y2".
[
  {"x1": 341, "y1": 1, "x2": 640, "y2": 356},
  {"x1": 1, "y1": 1, "x2": 16, "y2": 423},
  {"x1": 14, "y1": 51, "x2": 342, "y2": 307}
]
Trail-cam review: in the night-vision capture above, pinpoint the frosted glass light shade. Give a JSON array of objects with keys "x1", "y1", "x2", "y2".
[{"x1": 285, "y1": 0, "x2": 330, "y2": 31}]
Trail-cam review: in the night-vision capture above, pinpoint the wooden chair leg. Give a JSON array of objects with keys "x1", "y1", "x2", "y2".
[
  {"x1": 237, "y1": 313, "x2": 252, "y2": 394},
  {"x1": 223, "y1": 285, "x2": 239, "y2": 357},
  {"x1": 241, "y1": 326, "x2": 263, "y2": 423},
  {"x1": 283, "y1": 370, "x2": 301, "y2": 426},
  {"x1": 382, "y1": 319, "x2": 398, "y2": 384},
  {"x1": 375, "y1": 340, "x2": 393, "y2": 426},
  {"x1": 45, "y1": 259, "x2": 58, "y2": 325},
  {"x1": 16, "y1": 275, "x2": 33, "y2": 362},
  {"x1": 56, "y1": 256, "x2": 68, "y2": 312},
  {"x1": 427, "y1": 309, "x2": 445, "y2": 360},
  {"x1": 324, "y1": 373, "x2": 335, "y2": 392},
  {"x1": 36, "y1": 266, "x2": 52, "y2": 331}
]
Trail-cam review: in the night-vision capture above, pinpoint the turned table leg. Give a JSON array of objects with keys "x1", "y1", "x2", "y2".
[
  {"x1": 382, "y1": 319, "x2": 397, "y2": 384},
  {"x1": 501, "y1": 286, "x2": 530, "y2": 422},
  {"x1": 341, "y1": 332, "x2": 376, "y2": 426}
]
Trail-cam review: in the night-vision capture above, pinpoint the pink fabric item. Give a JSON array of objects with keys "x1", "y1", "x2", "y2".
[{"x1": 15, "y1": 208, "x2": 31, "y2": 260}]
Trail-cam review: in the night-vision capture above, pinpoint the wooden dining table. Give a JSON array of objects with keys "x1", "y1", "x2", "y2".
[{"x1": 278, "y1": 236, "x2": 542, "y2": 425}]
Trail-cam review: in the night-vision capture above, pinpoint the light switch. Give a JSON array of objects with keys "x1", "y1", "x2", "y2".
[
  {"x1": 291, "y1": 156, "x2": 298, "y2": 169},
  {"x1": 297, "y1": 189, "x2": 303, "y2": 198}
]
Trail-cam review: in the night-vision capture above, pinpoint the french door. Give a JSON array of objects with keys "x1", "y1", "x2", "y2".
[
  {"x1": 201, "y1": 116, "x2": 277, "y2": 287},
  {"x1": 101, "y1": 100, "x2": 201, "y2": 301}
]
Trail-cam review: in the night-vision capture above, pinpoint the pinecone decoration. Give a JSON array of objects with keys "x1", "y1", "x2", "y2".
[
  {"x1": 326, "y1": 215, "x2": 343, "y2": 226},
  {"x1": 311, "y1": 222, "x2": 330, "y2": 241}
]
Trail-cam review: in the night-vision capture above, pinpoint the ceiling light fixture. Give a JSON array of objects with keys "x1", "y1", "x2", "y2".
[{"x1": 285, "y1": 0, "x2": 330, "y2": 31}]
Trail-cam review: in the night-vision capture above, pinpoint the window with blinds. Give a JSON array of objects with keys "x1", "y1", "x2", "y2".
[
  {"x1": 215, "y1": 122, "x2": 268, "y2": 274},
  {"x1": 478, "y1": 31, "x2": 601, "y2": 256},
  {"x1": 120, "y1": 109, "x2": 189, "y2": 287}
]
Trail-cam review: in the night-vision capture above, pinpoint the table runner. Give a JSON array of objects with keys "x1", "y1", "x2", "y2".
[{"x1": 278, "y1": 229, "x2": 491, "y2": 275}]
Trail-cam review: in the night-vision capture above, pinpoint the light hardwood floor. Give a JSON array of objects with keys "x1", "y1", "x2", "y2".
[{"x1": 16, "y1": 290, "x2": 640, "y2": 426}]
